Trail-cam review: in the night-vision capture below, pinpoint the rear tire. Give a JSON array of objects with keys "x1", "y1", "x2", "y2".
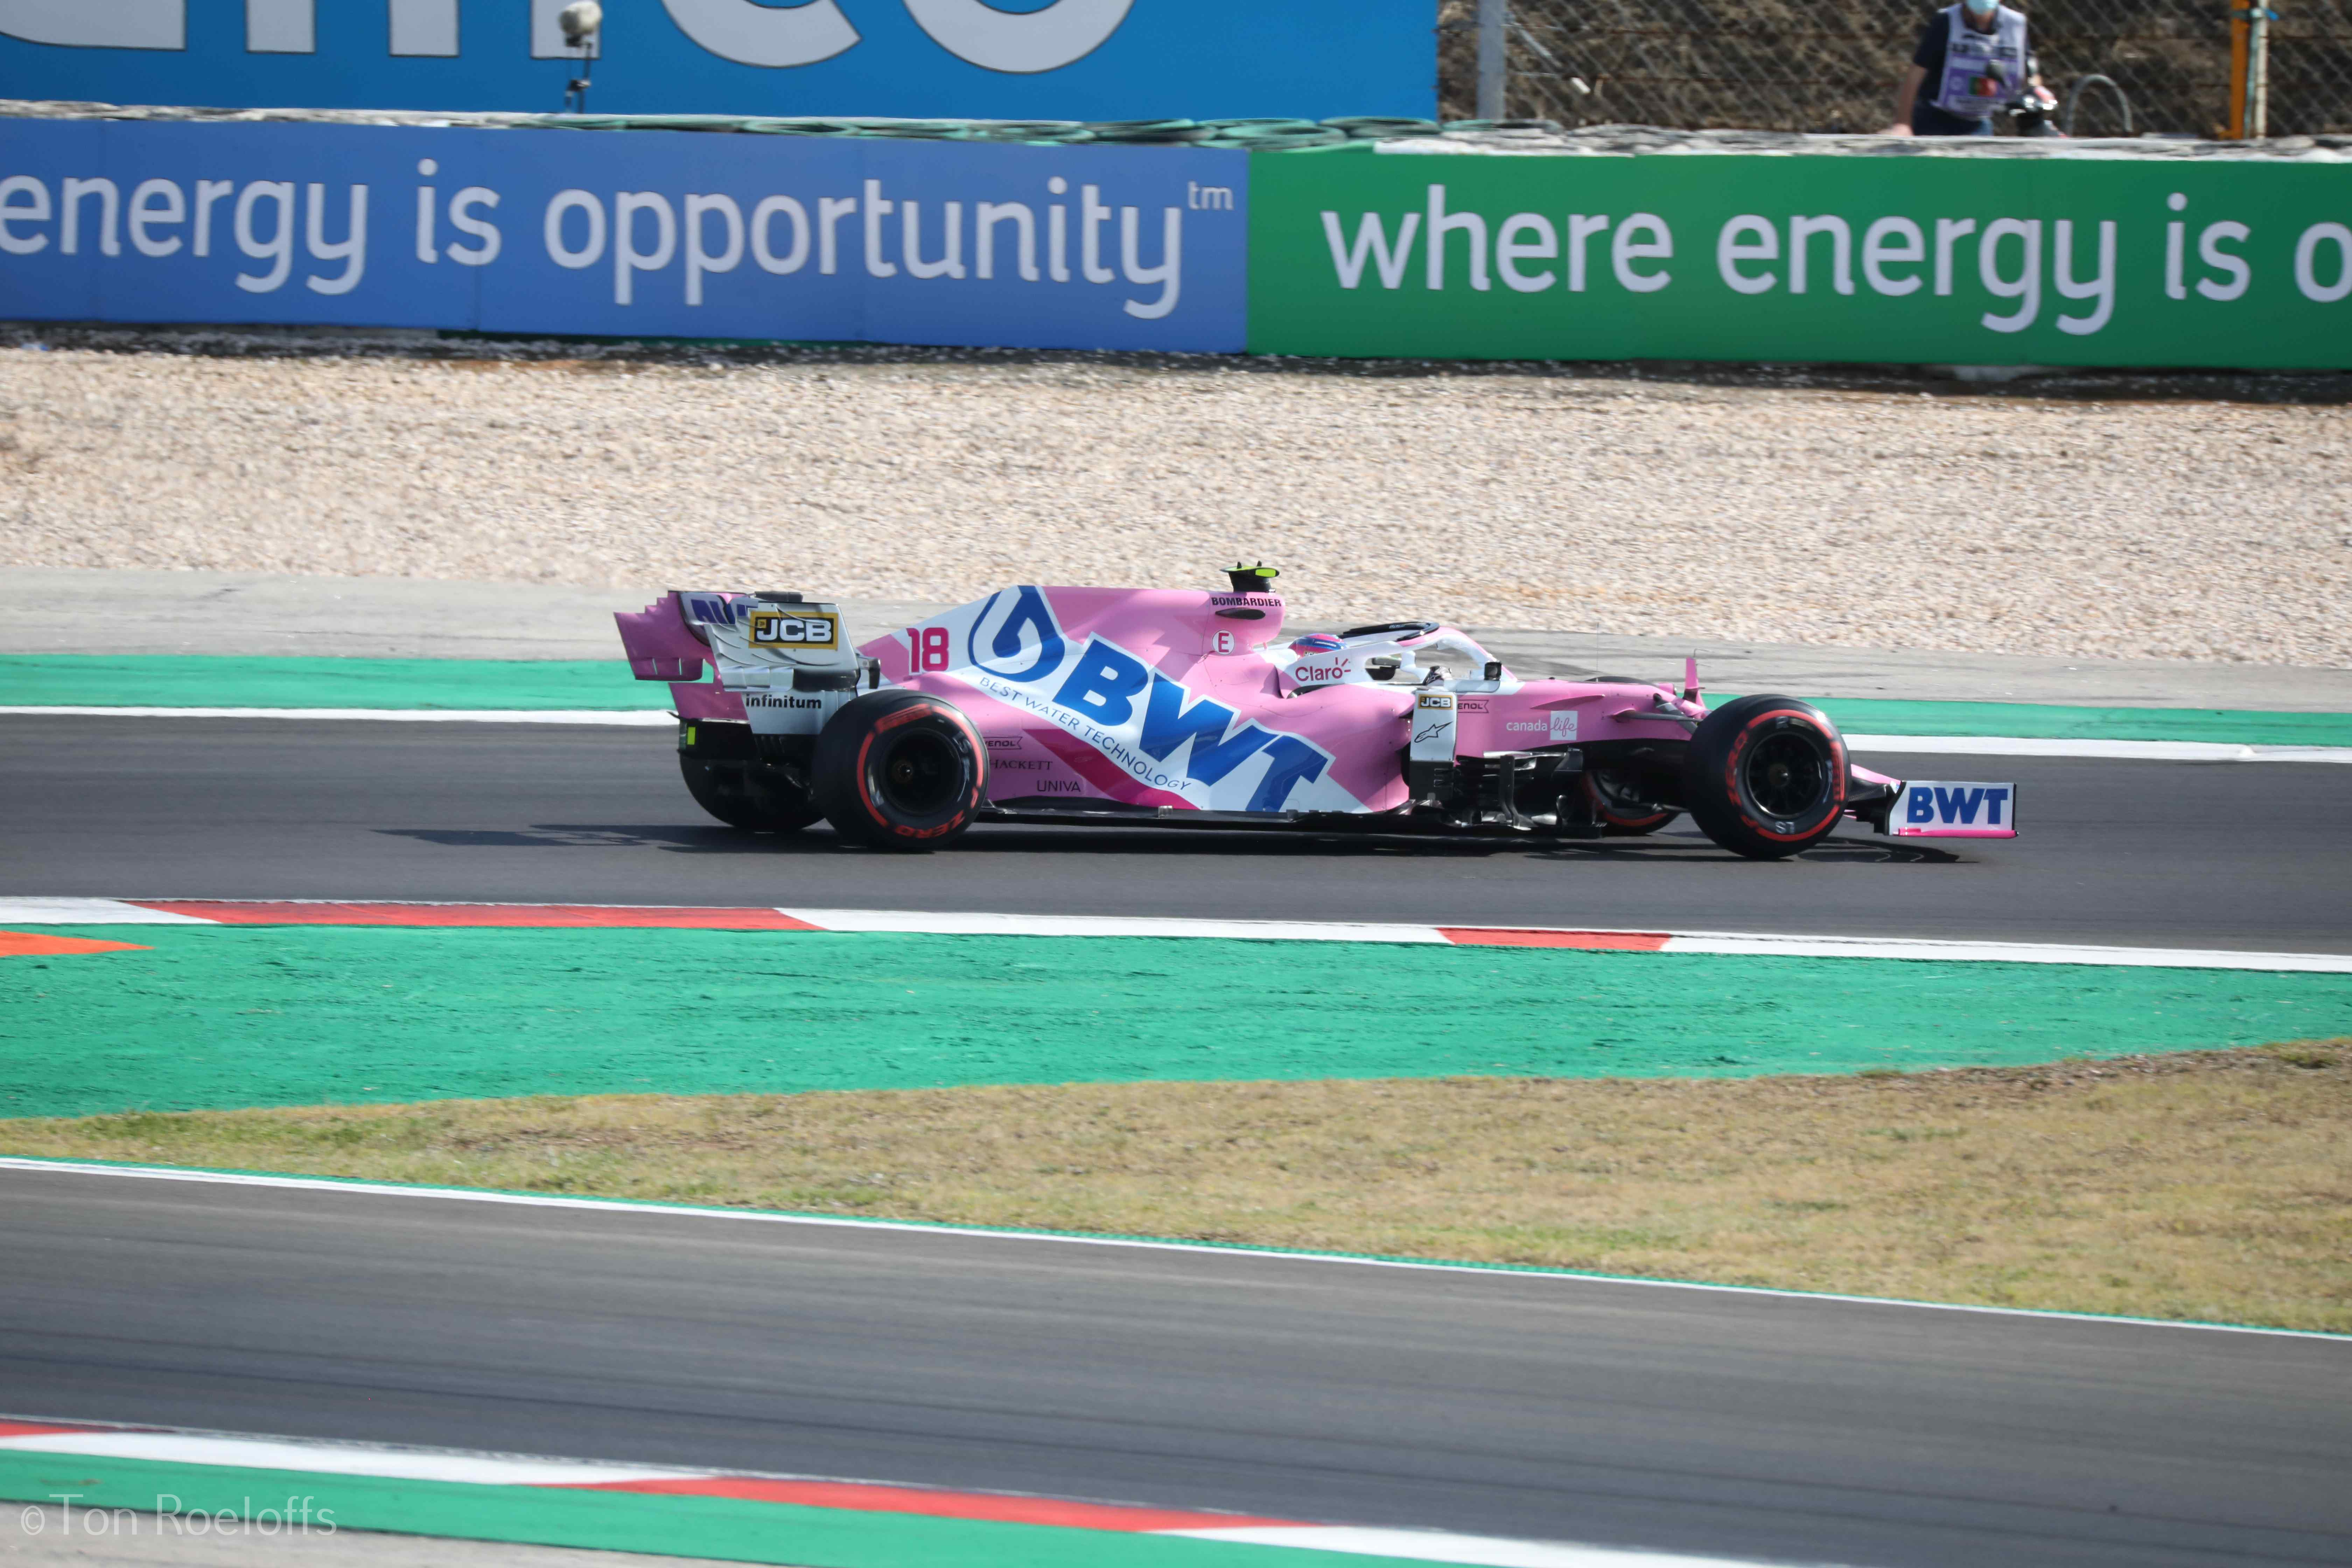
[
  {"x1": 813, "y1": 690, "x2": 987, "y2": 851},
  {"x1": 679, "y1": 755, "x2": 823, "y2": 834},
  {"x1": 1682, "y1": 695, "x2": 1847, "y2": 860}
]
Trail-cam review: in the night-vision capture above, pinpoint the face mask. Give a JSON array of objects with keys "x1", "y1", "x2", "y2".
[{"x1": 1963, "y1": 0, "x2": 1997, "y2": 15}]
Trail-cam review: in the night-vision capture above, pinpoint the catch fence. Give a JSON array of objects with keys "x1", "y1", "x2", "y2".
[{"x1": 1437, "y1": 0, "x2": 2352, "y2": 136}]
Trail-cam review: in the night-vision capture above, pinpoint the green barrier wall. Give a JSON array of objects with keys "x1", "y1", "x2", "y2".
[{"x1": 1246, "y1": 147, "x2": 2352, "y2": 367}]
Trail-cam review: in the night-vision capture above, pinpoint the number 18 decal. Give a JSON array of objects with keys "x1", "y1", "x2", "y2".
[{"x1": 911, "y1": 626, "x2": 952, "y2": 672}]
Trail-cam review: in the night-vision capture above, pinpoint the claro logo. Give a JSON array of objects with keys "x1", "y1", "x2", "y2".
[{"x1": 7, "y1": 1, "x2": 1140, "y2": 75}]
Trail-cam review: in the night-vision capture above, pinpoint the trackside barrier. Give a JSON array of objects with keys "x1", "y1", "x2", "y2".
[
  {"x1": 0, "y1": 120, "x2": 1248, "y2": 352},
  {"x1": 5, "y1": 116, "x2": 2349, "y2": 367},
  {"x1": 0, "y1": 2, "x2": 1434, "y2": 123},
  {"x1": 1245, "y1": 142, "x2": 2352, "y2": 369}
]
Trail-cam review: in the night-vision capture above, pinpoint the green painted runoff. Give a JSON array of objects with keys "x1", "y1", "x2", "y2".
[
  {"x1": 5, "y1": 654, "x2": 2348, "y2": 744},
  {"x1": 2, "y1": 928, "x2": 2344, "y2": 1120},
  {"x1": 0, "y1": 654, "x2": 667, "y2": 711},
  {"x1": 0, "y1": 1452, "x2": 1369, "y2": 1568}
]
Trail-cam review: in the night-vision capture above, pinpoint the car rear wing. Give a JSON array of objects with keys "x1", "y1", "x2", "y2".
[{"x1": 616, "y1": 590, "x2": 875, "y2": 736}]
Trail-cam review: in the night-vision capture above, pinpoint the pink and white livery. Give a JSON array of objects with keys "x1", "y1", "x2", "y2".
[{"x1": 614, "y1": 566, "x2": 2016, "y2": 860}]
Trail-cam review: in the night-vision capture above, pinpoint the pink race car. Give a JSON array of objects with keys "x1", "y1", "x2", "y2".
[{"x1": 615, "y1": 567, "x2": 2015, "y2": 860}]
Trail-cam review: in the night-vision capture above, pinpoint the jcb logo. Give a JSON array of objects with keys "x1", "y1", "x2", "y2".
[{"x1": 749, "y1": 611, "x2": 838, "y2": 649}]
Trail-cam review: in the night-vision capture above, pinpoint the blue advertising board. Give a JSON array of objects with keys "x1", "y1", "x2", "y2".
[
  {"x1": 0, "y1": 119, "x2": 1248, "y2": 350},
  {"x1": 0, "y1": 1, "x2": 1433, "y2": 122}
]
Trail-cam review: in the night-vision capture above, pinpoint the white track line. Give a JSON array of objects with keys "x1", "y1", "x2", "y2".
[
  {"x1": 0, "y1": 1430, "x2": 672, "y2": 1486},
  {"x1": 1659, "y1": 931, "x2": 2352, "y2": 973},
  {"x1": 2, "y1": 706, "x2": 2348, "y2": 760},
  {"x1": 770, "y1": 909, "x2": 2352, "y2": 972},
  {"x1": 788, "y1": 908, "x2": 1450, "y2": 943},
  {"x1": 4, "y1": 1158, "x2": 2340, "y2": 1340},
  {"x1": 1846, "y1": 733, "x2": 2352, "y2": 763},
  {"x1": 1169, "y1": 1527, "x2": 1774, "y2": 1567},
  {"x1": 0, "y1": 897, "x2": 213, "y2": 924},
  {"x1": 0, "y1": 706, "x2": 672, "y2": 725},
  {"x1": 5, "y1": 899, "x2": 2348, "y2": 971},
  {"x1": 0, "y1": 1418, "x2": 1785, "y2": 1566}
]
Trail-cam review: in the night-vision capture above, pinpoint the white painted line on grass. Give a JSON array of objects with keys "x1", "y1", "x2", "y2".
[
  {"x1": 0, "y1": 706, "x2": 673, "y2": 725},
  {"x1": 4, "y1": 1158, "x2": 2340, "y2": 1341}
]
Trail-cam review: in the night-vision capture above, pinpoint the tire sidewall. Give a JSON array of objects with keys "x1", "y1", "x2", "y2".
[
  {"x1": 1683, "y1": 695, "x2": 1847, "y2": 859},
  {"x1": 814, "y1": 691, "x2": 987, "y2": 849}
]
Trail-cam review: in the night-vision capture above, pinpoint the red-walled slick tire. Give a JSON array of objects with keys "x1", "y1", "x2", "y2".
[
  {"x1": 813, "y1": 690, "x2": 987, "y2": 851},
  {"x1": 1681, "y1": 694, "x2": 1848, "y2": 860}
]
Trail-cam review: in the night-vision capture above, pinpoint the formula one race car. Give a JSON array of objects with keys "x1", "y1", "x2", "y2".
[{"x1": 615, "y1": 568, "x2": 2016, "y2": 860}]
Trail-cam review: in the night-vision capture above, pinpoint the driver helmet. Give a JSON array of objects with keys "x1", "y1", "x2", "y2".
[{"x1": 1289, "y1": 633, "x2": 1344, "y2": 655}]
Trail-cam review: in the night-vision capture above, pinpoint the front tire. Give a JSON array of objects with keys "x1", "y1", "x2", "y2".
[
  {"x1": 1682, "y1": 695, "x2": 1847, "y2": 860},
  {"x1": 813, "y1": 690, "x2": 987, "y2": 851}
]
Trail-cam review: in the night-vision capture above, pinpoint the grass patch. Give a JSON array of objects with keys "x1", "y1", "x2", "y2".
[{"x1": 6, "y1": 1043, "x2": 2348, "y2": 1332}]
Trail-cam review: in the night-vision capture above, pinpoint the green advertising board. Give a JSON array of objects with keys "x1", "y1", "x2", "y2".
[{"x1": 1247, "y1": 145, "x2": 2352, "y2": 368}]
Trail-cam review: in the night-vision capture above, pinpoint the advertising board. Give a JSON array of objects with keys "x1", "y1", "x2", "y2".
[
  {"x1": 0, "y1": 119, "x2": 1248, "y2": 351},
  {"x1": 1248, "y1": 147, "x2": 2352, "y2": 369},
  {"x1": 0, "y1": 1, "x2": 1434, "y2": 122}
]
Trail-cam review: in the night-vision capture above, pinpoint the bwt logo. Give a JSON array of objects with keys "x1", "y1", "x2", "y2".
[
  {"x1": 3, "y1": 0, "x2": 1138, "y2": 74},
  {"x1": 1906, "y1": 785, "x2": 2011, "y2": 825},
  {"x1": 959, "y1": 587, "x2": 1335, "y2": 812},
  {"x1": 1049, "y1": 637, "x2": 1332, "y2": 812}
]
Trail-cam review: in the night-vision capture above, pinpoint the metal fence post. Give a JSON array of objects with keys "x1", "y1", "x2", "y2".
[
  {"x1": 2248, "y1": 2, "x2": 2272, "y2": 137},
  {"x1": 1477, "y1": 0, "x2": 1508, "y2": 119}
]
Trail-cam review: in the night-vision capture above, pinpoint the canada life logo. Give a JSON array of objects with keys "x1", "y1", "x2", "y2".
[{"x1": 1, "y1": 2, "x2": 1138, "y2": 74}]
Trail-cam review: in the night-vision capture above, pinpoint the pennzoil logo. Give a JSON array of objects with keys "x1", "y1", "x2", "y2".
[{"x1": 748, "y1": 611, "x2": 839, "y2": 650}]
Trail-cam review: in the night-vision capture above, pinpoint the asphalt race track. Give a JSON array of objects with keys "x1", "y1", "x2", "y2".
[
  {"x1": 7, "y1": 713, "x2": 2352, "y2": 1568},
  {"x1": 2, "y1": 713, "x2": 2348, "y2": 952},
  {"x1": 5, "y1": 1166, "x2": 2348, "y2": 1568}
]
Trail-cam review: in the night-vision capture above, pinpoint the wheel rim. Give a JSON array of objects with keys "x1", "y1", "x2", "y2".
[
  {"x1": 1742, "y1": 729, "x2": 1833, "y2": 819},
  {"x1": 876, "y1": 728, "x2": 962, "y2": 816}
]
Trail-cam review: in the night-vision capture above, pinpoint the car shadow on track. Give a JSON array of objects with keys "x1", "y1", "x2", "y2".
[{"x1": 376, "y1": 825, "x2": 1960, "y2": 865}]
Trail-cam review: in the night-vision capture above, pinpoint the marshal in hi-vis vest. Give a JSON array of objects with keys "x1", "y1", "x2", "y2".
[{"x1": 1931, "y1": 4, "x2": 2030, "y2": 119}]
